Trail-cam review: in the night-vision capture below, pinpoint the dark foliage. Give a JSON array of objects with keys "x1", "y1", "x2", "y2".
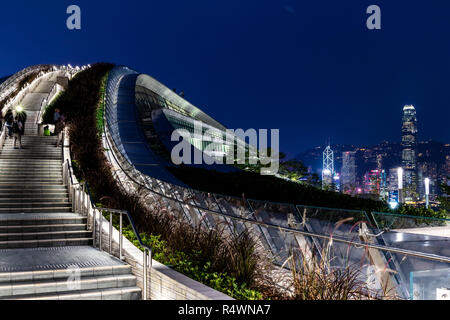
[
  {"x1": 168, "y1": 166, "x2": 389, "y2": 212},
  {"x1": 167, "y1": 166, "x2": 448, "y2": 219}
]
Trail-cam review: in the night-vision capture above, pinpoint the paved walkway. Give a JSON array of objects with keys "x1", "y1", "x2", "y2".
[
  {"x1": 394, "y1": 225, "x2": 450, "y2": 238},
  {"x1": 0, "y1": 246, "x2": 124, "y2": 273}
]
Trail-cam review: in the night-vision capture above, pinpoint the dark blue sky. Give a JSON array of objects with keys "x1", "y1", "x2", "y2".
[{"x1": 1, "y1": 1, "x2": 449, "y2": 157}]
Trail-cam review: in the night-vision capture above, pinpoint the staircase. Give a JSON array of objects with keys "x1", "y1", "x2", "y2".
[
  {"x1": 0, "y1": 71, "x2": 142, "y2": 300},
  {"x1": 0, "y1": 136, "x2": 71, "y2": 214}
]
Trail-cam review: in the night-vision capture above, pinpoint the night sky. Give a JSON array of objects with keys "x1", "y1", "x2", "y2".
[{"x1": 1, "y1": 0, "x2": 449, "y2": 157}]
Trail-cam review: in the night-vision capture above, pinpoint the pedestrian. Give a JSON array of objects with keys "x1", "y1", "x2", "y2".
[
  {"x1": 17, "y1": 111, "x2": 27, "y2": 137},
  {"x1": 55, "y1": 113, "x2": 66, "y2": 148},
  {"x1": 12, "y1": 116, "x2": 23, "y2": 149},
  {"x1": 54, "y1": 108, "x2": 61, "y2": 123},
  {"x1": 5, "y1": 109, "x2": 13, "y2": 139}
]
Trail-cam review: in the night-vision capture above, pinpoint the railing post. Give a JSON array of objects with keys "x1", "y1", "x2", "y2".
[
  {"x1": 62, "y1": 162, "x2": 67, "y2": 187},
  {"x1": 109, "y1": 212, "x2": 113, "y2": 255},
  {"x1": 76, "y1": 187, "x2": 80, "y2": 214},
  {"x1": 82, "y1": 184, "x2": 86, "y2": 216},
  {"x1": 119, "y1": 213, "x2": 123, "y2": 260},
  {"x1": 92, "y1": 208, "x2": 96, "y2": 248},
  {"x1": 99, "y1": 210, "x2": 103, "y2": 251},
  {"x1": 143, "y1": 250, "x2": 148, "y2": 300}
]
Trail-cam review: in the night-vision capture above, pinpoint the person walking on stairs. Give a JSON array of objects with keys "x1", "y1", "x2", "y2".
[
  {"x1": 5, "y1": 109, "x2": 13, "y2": 139},
  {"x1": 55, "y1": 113, "x2": 66, "y2": 148},
  {"x1": 17, "y1": 110, "x2": 27, "y2": 137},
  {"x1": 12, "y1": 116, "x2": 23, "y2": 149}
]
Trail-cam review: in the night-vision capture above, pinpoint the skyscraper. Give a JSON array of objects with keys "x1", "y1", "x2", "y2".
[
  {"x1": 401, "y1": 105, "x2": 418, "y2": 201},
  {"x1": 341, "y1": 151, "x2": 357, "y2": 194},
  {"x1": 322, "y1": 145, "x2": 334, "y2": 189}
]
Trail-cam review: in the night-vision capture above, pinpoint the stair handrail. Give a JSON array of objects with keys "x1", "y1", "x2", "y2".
[
  {"x1": 63, "y1": 157, "x2": 152, "y2": 300},
  {"x1": 35, "y1": 67, "x2": 82, "y2": 129}
]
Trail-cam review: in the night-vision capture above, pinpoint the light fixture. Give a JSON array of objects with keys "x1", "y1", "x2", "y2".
[
  {"x1": 389, "y1": 201, "x2": 399, "y2": 210},
  {"x1": 15, "y1": 105, "x2": 23, "y2": 113}
]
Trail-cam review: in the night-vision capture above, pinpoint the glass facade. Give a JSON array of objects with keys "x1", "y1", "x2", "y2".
[
  {"x1": 402, "y1": 105, "x2": 418, "y2": 200},
  {"x1": 135, "y1": 74, "x2": 250, "y2": 161}
]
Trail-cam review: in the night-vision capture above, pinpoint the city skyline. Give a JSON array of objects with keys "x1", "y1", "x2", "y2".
[
  {"x1": 1, "y1": 1, "x2": 450, "y2": 156},
  {"x1": 300, "y1": 104, "x2": 449, "y2": 202}
]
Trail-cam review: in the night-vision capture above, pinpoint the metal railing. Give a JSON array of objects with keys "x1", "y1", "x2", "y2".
[
  {"x1": 36, "y1": 82, "x2": 60, "y2": 127},
  {"x1": 0, "y1": 117, "x2": 8, "y2": 151},
  {"x1": 0, "y1": 65, "x2": 52, "y2": 105},
  {"x1": 62, "y1": 155, "x2": 152, "y2": 300}
]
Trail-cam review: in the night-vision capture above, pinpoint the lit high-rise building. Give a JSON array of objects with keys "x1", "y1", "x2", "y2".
[
  {"x1": 401, "y1": 105, "x2": 418, "y2": 200},
  {"x1": 363, "y1": 169, "x2": 387, "y2": 200},
  {"x1": 341, "y1": 151, "x2": 357, "y2": 194},
  {"x1": 322, "y1": 145, "x2": 334, "y2": 189}
]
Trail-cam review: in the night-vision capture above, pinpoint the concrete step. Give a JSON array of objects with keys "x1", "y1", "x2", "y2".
[
  {"x1": 0, "y1": 175, "x2": 63, "y2": 180},
  {"x1": 0, "y1": 198, "x2": 69, "y2": 204},
  {"x1": 0, "y1": 186, "x2": 67, "y2": 191},
  {"x1": 0, "y1": 169, "x2": 62, "y2": 174},
  {"x1": 4, "y1": 286, "x2": 141, "y2": 300},
  {"x1": 0, "y1": 168, "x2": 62, "y2": 173},
  {"x1": 0, "y1": 152, "x2": 62, "y2": 156},
  {"x1": 3, "y1": 136, "x2": 58, "y2": 141},
  {"x1": 0, "y1": 237, "x2": 93, "y2": 249},
  {"x1": 0, "y1": 224, "x2": 86, "y2": 233},
  {"x1": 0, "y1": 169, "x2": 61, "y2": 173},
  {"x1": 0, "y1": 164, "x2": 62, "y2": 167},
  {"x1": 0, "y1": 173, "x2": 62, "y2": 178},
  {"x1": 0, "y1": 151, "x2": 61, "y2": 154},
  {"x1": 0, "y1": 193, "x2": 69, "y2": 198},
  {"x1": 0, "y1": 274, "x2": 137, "y2": 298},
  {"x1": 0, "y1": 162, "x2": 62, "y2": 166},
  {"x1": 0, "y1": 182, "x2": 65, "y2": 186},
  {"x1": 0, "y1": 178, "x2": 63, "y2": 182},
  {"x1": 0, "y1": 207, "x2": 72, "y2": 214},
  {"x1": 0, "y1": 265, "x2": 133, "y2": 284},
  {"x1": 0, "y1": 202, "x2": 71, "y2": 207},
  {"x1": 1, "y1": 156, "x2": 62, "y2": 160},
  {"x1": 0, "y1": 155, "x2": 61, "y2": 160},
  {"x1": 0, "y1": 181, "x2": 64, "y2": 185},
  {"x1": 0, "y1": 202, "x2": 71, "y2": 209},
  {"x1": 0, "y1": 160, "x2": 62, "y2": 164},
  {"x1": 0, "y1": 148, "x2": 62, "y2": 152},
  {"x1": 2, "y1": 143, "x2": 58, "y2": 147},
  {"x1": 0, "y1": 230, "x2": 92, "y2": 242},
  {"x1": 0, "y1": 214, "x2": 87, "y2": 226},
  {"x1": 0, "y1": 185, "x2": 68, "y2": 195}
]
